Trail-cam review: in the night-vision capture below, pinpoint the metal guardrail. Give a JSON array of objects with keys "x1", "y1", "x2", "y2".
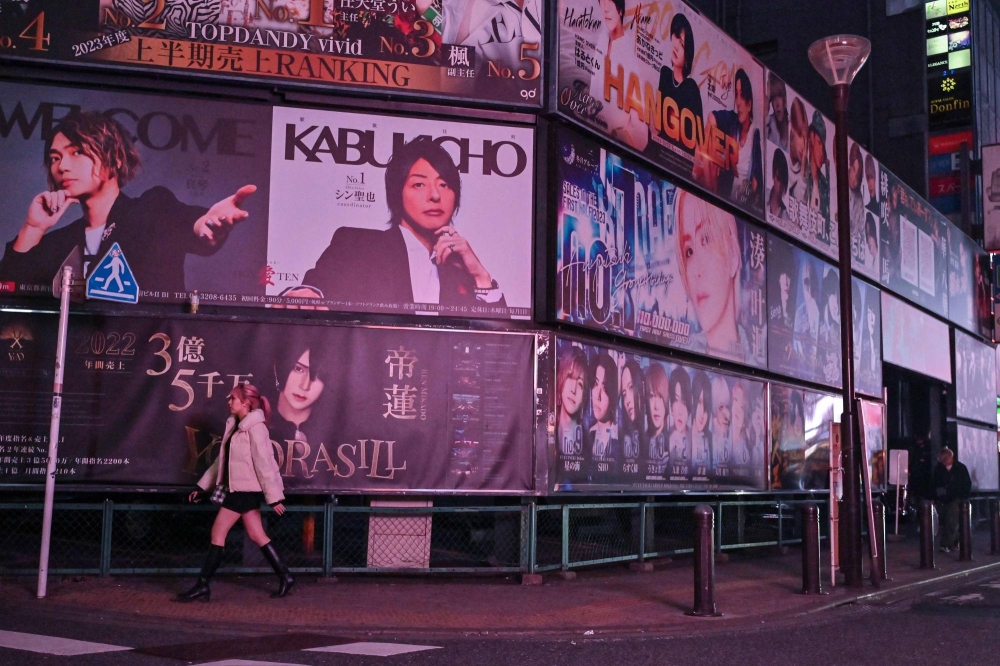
[{"x1": 0, "y1": 497, "x2": 986, "y2": 577}]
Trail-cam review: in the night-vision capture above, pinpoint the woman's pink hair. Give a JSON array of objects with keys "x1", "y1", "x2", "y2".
[{"x1": 231, "y1": 382, "x2": 271, "y2": 424}]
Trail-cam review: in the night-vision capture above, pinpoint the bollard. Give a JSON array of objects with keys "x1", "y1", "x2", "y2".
[
  {"x1": 959, "y1": 499, "x2": 973, "y2": 562},
  {"x1": 687, "y1": 504, "x2": 722, "y2": 617},
  {"x1": 873, "y1": 501, "x2": 889, "y2": 581},
  {"x1": 991, "y1": 499, "x2": 1000, "y2": 556},
  {"x1": 800, "y1": 503, "x2": 822, "y2": 594},
  {"x1": 919, "y1": 500, "x2": 936, "y2": 570}
]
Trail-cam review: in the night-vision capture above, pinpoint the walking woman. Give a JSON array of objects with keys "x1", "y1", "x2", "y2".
[{"x1": 178, "y1": 382, "x2": 294, "y2": 602}]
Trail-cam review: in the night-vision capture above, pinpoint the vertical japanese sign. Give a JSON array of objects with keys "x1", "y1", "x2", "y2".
[
  {"x1": 0, "y1": 0, "x2": 544, "y2": 107},
  {"x1": 556, "y1": 0, "x2": 766, "y2": 218},
  {"x1": 0, "y1": 313, "x2": 537, "y2": 493},
  {"x1": 555, "y1": 128, "x2": 767, "y2": 368},
  {"x1": 553, "y1": 337, "x2": 767, "y2": 492}
]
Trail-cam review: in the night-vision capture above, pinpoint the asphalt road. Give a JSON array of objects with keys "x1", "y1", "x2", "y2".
[{"x1": 2, "y1": 573, "x2": 998, "y2": 666}]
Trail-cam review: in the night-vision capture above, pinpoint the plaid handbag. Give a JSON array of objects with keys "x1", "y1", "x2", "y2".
[{"x1": 209, "y1": 484, "x2": 228, "y2": 505}]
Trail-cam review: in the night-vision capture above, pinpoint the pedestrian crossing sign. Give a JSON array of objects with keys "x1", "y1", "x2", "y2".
[{"x1": 86, "y1": 243, "x2": 139, "y2": 304}]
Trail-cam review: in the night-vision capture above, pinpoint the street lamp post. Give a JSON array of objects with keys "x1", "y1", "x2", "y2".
[{"x1": 808, "y1": 35, "x2": 871, "y2": 588}]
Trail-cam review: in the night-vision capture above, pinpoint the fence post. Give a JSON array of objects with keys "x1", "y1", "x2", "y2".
[
  {"x1": 991, "y1": 498, "x2": 1000, "y2": 556},
  {"x1": 638, "y1": 502, "x2": 647, "y2": 563},
  {"x1": 322, "y1": 497, "x2": 334, "y2": 578},
  {"x1": 919, "y1": 500, "x2": 936, "y2": 570},
  {"x1": 561, "y1": 505, "x2": 570, "y2": 571},
  {"x1": 716, "y1": 502, "x2": 724, "y2": 553},
  {"x1": 100, "y1": 499, "x2": 113, "y2": 578},
  {"x1": 777, "y1": 503, "x2": 784, "y2": 547},
  {"x1": 800, "y1": 503, "x2": 822, "y2": 594},
  {"x1": 873, "y1": 501, "x2": 888, "y2": 581},
  {"x1": 687, "y1": 504, "x2": 721, "y2": 616},
  {"x1": 959, "y1": 499, "x2": 973, "y2": 562}
]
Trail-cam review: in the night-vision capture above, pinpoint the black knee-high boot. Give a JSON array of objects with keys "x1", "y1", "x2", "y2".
[
  {"x1": 177, "y1": 544, "x2": 224, "y2": 602},
  {"x1": 260, "y1": 542, "x2": 295, "y2": 598}
]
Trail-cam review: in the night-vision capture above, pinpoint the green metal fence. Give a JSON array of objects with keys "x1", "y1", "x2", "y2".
[{"x1": 0, "y1": 497, "x2": 855, "y2": 577}]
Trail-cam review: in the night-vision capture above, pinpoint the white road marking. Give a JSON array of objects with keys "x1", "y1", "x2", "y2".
[
  {"x1": 307, "y1": 642, "x2": 442, "y2": 657},
  {"x1": 941, "y1": 593, "x2": 985, "y2": 604},
  {"x1": 0, "y1": 629, "x2": 132, "y2": 656},
  {"x1": 193, "y1": 661, "x2": 307, "y2": 666}
]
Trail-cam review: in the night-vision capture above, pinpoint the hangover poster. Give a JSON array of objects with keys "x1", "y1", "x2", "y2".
[
  {"x1": 762, "y1": 69, "x2": 839, "y2": 261},
  {"x1": 556, "y1": 0, "x2": 765, "y2": 218},
  {"x1": 266, "y1": 106, "x2": 533, "y2": 318},
  {"x1": 767, "y1": 235, "x2": 842, "y2": 388},
  {"x1": 555, "y1": 128, "x2": 767, "y2": 368},
  {"x1": 0, "y1": 0, "x2": 543, "y2": 107},
  {"x1": 770, "y1": 384, "x2": 841, "y2": 491},
  {"x1": 552, "y1": 337, "x2": 766, "y2": 492},
  {"x1": 880, "y1": 168, "x2": 949, "y2": 318},
  {"x1": 0, "y1": 312, "x2": 536, "y2": 493},
  {"x1": 0, "y1": 80, "x2": 271, "y2": 304}
]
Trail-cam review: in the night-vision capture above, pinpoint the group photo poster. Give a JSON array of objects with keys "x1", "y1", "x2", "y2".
[
  {"x1": 555, "y1": 128, "x2": 767, "y2": 368},
  {"x1": 956, "y1": 424, "x2": 999, "y2": 492},
  {"x1": 947, "y1": 222, "x2": 992, "y2": 338},
  {"x1": 553, "y1": 337, "x2": 767, "y2": 492},
  {"x1": 0, "y1": 0, "x2": 543, "y2": 107},
  {"x1": 0, "y1": 80, "x2": 271, "y2": 304},
  {"x1": 954, "y1": 329, "x2": 997, "y2": 426},
  {"x1": 852, "y1": 277, "x2": 882, "y2": 398},
  {"x1": 767, "y1": 235, "x2": 842, "y2": 388},
  {"x1": 770, "y1": 384, "x2": 841, "y2": 491},
  {"x1": 762, "y1": 69, "x2": 839, "y2": 261},
  {"x1": 858, "y1": 398, "x2": 886, "y2": 491},
  {"x1": 266, "y1": 106, "x2": 533, "y2": 319},
  {"x1": 847, "y1": 138, "x2": 881, "y2": 280},
  {"x1": 556, "y1": 0, "x2": 766, "y2": 218},
  {"x1": 0, "y1": 313, "x2": 536, "y2": 493},
  {"x1": 880, "y1": 168, "x2": 949, "y2": 318}
]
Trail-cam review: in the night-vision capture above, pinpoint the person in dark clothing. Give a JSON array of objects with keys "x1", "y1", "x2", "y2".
[
  {"x1": 657, "y1": 13, "x2": 703, "y2": 163},
  {"x1": 279, "y1": 137, "x2": 506, "y2": 313},
  {"x1": 0, "y1": 111, "x2": 256, "y2": 295},
  {"x1": 933, "y1": 447, "x2": 972, "y2": 552}
]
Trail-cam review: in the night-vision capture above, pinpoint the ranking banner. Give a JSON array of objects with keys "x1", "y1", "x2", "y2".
[
  {"x1": 555, "y1": 128, "x2": 767, "y2": 368},
  {"x1": 0, "y1": 0, "x2": 543, "y2": 107},
  {"x1": 0, "y1": 80, "x2": 272, "y2": 304},
  {"x1": 556, "y1": 0, "x2": 765, "y2": 219},
  {"x1": 553, "y1": 337, "x2": 767, "y2": 492},
  {"x1": 762, "y1": 70, "x2": 839, "y2": 262},
  {"x1": 0, "y1": 313, "x2": 536, "y2": 492},
  {"x1": 769, "y1": 384, "x2": 840, "y2": 491},
  {"x1": 766, "y1": 235, "x2": 842, "y2": 389},
  {"x1": 880, "y1": 169, "x2": 949, "y2": 318}
]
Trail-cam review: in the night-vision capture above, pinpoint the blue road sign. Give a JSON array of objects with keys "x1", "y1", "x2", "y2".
[{"x1": 86, "y1": 243, "x2": 139, "y2": 304}]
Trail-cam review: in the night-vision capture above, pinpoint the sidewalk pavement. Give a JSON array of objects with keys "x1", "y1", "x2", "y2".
[{"x1": 5, "y1": 528, "x2": 1000, "y2": 639}]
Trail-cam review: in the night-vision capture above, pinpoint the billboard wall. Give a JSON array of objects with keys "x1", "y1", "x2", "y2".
[
  {"x1": 954, "y1": 329, "x2": 996, "y2": 426},
  {"x1": 769, "y1": 383, "x2": 841, "y2": 491},
  {"x1": 556, "y1": 0, "x2": 765, "y2": 218},
  {"x1": 957, "y1": 423, "x2": 999, "y2": 492},
  {"x1": 552, "y1": 337, "x2": 767, "y2": 492},
  {"x1": 555, "y1": 127, "x2": 767, "y2": 368},
  {"x1": 767, "y1": 235, "x2": 841, "y2": 388},
  {"x1": 0, "y1": 313, "x2": 537, "y2": 492},
  {"x1": 762, "y1": 70, "x2": 839, "y2": 261},
  {"x1": 0, "y1": 0, "x2": 543, "y2": 107}
]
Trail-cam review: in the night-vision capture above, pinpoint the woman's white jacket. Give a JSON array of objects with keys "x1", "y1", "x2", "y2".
[{"x1": 197, "y1": 409, "x2": 285, "y2": 505}]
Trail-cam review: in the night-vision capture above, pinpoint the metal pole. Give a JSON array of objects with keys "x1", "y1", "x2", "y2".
[
  {"x1": 37, "y1": 265, "x2": 73, "y2": 599},
  {"x1": 687, "y1": 504, "x2": 721, "y2": 616},
  {"x1": 990, "y1": 498, "x2": 1000, "y2": 556},
  {"x1": 832, "y1": 83, "x2": 862, "y2": 588},
  {"x1": 894, "y1": 482, "x2": 901, "y2": 536},
  {"x1": 959, "y1": 499, "x2": 973, "y2": 562},
  {"x1": 873, "y1": 501, "x2": 888, "y2": 581},
  {"x1": 801, "y1": 503, "x2": 822, "y2": 594},
  {"x1": 919, "y1": 500, "x2": 937, "y2": 570}
]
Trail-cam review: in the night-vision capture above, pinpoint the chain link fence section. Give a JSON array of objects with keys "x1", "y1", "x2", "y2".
[{"x1": 0, "y1": 503, "x2": 104, "y2": 575}]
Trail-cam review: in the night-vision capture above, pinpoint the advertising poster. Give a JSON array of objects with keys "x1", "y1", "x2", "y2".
[
  {"x1": 852, "y1": 277, "x2": 882, "y2": 398},
  {"x1": 957, "y1": 424, "x2": 999, "y2": 492},
  {"x1": 858, "y1": 399, "x2": 886, "y2": 491},
  {"x1": 880, "y1": 169, "x2": 949, "y2": 318},
  {"x1": 0, "y1": 0, "x2": 543, "y2": 107},
  {"x1": 954, "y1": 329, "x2": 996, "y2": 425},
  {"x1": 556, "y1": 0, "x2": 765, "y2": 218},
  {"x1": 762, "y1": 70, "x2": 839, "y2": 260},
  {"x1": 947, "y1": 222, "x2": 991, "y2": 337},
  {"x1": 983, "y1": 144, "x2": 1000, "y2": 251},
  {"x1": 848, "y1": 139, "x2": 881, "y2": 279},
  {"x1": 0, "y1": 313, "x2": 536, "y2": 492},
  {"x1": 767, "y1": 235, "x2": 842, "y2": 388},
  {"x1": 266, "y1": 106, "x2": 533, "y2": 318},
  {"x1": 881, "y1": 291, "x2": 951, "y2": 383},
  {"x1": 555, "y1": 128, "x2": 767, "y2": 368},
  {"x1": 770, "y1": 384, "x2": 841, "y2": 491},
  {"x1": 553, "y1": 337, "x2": 767, "y2": 492},
  {"x1": 0, "y1": 80, "x2": 271, "y2": 304}
]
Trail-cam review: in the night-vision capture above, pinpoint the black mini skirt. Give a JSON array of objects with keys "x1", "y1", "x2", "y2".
[{"x1": 222, "y1": 491, "x2": 264, "y2": 514}]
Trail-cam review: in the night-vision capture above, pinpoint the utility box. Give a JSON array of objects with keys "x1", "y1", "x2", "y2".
[{"x1": 367, "y1": 500, "x2": 432, "y2": 569}]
